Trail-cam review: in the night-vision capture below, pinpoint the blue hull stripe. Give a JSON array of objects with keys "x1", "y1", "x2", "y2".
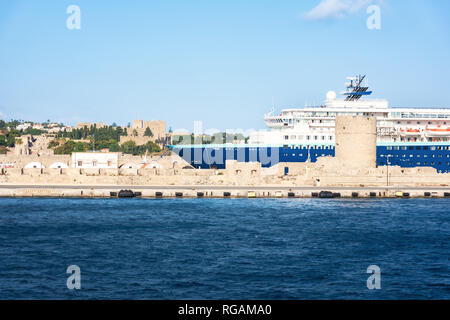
[{"x1": 170, "y1": 144, "x2": 450, "y2": 173}]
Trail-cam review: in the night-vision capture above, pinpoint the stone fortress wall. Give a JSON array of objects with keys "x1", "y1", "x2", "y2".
[
  {"x1": 73, "y1": 120, "x2": 166, "y2": 146},
  {"x1": 119, "y1": 120, "x2": 167, "y2": 145},
  {"x1": 335, "y1": 116, "x2": 377, "y2": 168},
  {"x1": 0, "y1": 116, "x2": 449, "y2": 187}
]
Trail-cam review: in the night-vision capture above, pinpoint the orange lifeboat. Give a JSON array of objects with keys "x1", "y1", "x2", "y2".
[
  {"x1": 425, "y1": 125, "x2": 450, "y2": 137},
  {"x1": 400, "y1": 128, "x2": 421, "y2": 136}
]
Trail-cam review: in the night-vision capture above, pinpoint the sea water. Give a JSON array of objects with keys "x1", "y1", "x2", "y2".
[{"x1": 0, "y1": 198, "x2": 448, "y2": 299}]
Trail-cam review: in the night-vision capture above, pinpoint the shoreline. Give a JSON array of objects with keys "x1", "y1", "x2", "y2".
[{"x1": 1, "y1": 184, "x2": 450, "y2": 198}]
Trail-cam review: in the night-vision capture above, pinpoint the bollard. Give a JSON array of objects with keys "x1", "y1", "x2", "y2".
[
  {"x1": 319, "y1": 191, "x2": 333, "y2": 199},
  {"x1": 118, "y1": 190, "x2": 135, "y2": 198}
]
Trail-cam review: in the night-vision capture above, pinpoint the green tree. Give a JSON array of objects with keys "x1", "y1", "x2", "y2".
[
  {"x1": 0, "y1": 135, "x2": 6, "y2": 146},
  {"x1": 144, "y1": 141, "x2": 161, "y2": 153},
  {"x1": 121, "y1": 141, "x2": 137, "y2": 154},
  {"x1": 48, "y1": 140, "x2": 60, "y2": 148},
  {"x1": 144, "y1": 127, "x2": 153, "y2": 137},
  {"x1": 74, "y1": 142, "x2": 87, "y2": 152},
  {"x1": 6, "y1": 135, "x2": 16, "y2": 147}
]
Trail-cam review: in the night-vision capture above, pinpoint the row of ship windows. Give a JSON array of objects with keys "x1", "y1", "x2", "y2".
[
  {"x1": 392, "y1": 112, "x2": 450, "y2": 119},
  {"x1": 283, "y1": 145, "x2": 334, "y2": 150},
  {"x1": 277, "y1": 117, "x2": 450, "y2": 124},
  {"x1": 380, "y1": 161, "x2": 450, "y2": 166},
  {"x1": 396, "y1": 121, "x2": 448, "y2": 125},
  {"x1": 395, "y1": 138, "x2": 450, "y2": 143},
  {"x1": 224, "y1": 146, "x2": 335, "y2": 151},
  {"x1": 386, "y1": 146, "x2": 450, "y2": 151},
  {"x1": 283, "y1": 153, "x2": 328, "y2": 157},
  {"x1": 381, "y1": 154, "x2": 450, "y2": 159},
  {"x1": 280, "y1": 154, "x2": 450, "y2": 159},
  {"x1": 217, "y1": 146, "x2": 334, "y2": 151},
  {"x1": 284, "y1": 135, "x2": 334, "y2": 141}
]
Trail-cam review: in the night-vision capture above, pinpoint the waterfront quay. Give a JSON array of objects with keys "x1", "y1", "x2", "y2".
[{"x1": 1, "y1": 184, "x2": 450, "y2": 199}]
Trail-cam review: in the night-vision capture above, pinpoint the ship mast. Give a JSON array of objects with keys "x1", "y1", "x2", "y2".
[{"x1": 342, "y1": 74, "x2": 373, "y2": 101}]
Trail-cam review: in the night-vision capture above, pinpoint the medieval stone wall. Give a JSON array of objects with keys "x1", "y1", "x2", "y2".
[{"x1": 335, "y1": 116, "x2": 377, "y2": 168}]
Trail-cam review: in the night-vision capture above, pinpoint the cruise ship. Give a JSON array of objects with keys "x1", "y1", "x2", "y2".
[{"x1": 171, "y1": 75, "x2": 450, "y2": 173}]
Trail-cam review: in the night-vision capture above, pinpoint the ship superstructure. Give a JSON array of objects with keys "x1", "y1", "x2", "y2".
[
  {"x1": 256, "y1": 75, "x2": 450, "y2": 145},
  {"x1": 171, "y1": 76, "x2": 450, "y2": 173}
]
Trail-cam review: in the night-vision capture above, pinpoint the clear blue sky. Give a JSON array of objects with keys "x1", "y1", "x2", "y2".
[{"x1": 1, "y1": 0, "x2": 449, "y2": 131}]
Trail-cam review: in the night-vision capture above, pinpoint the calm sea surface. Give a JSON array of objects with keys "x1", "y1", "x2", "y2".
[{"x1": 0, "y1": 197, "x2": 448, "y2": 299}]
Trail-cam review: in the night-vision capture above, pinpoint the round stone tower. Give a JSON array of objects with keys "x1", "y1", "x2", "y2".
[{"x1": 334, "y1": 116, "x2": 377, "y2": 168}]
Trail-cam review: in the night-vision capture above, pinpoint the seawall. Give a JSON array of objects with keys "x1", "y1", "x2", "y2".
[{"x1": 1, "y1": 185, "x2": 449, "y2": 199}]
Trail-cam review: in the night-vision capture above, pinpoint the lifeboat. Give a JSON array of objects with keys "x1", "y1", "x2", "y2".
[
  {"x1": 399, "y1": 128, "x2": 421, "y2": 136},
  {"x1": 425, "y1": 125, "x2": 450, "y2": 137}
]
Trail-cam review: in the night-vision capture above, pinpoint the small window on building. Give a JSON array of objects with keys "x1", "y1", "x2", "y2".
[{"x1": 78, "y1": 161, "x2": 82, "y2": 167}]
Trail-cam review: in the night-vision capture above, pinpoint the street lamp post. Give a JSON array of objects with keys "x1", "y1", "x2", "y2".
[{"x1": 381, "y1": 154, "x2": 393, "y2": 187}]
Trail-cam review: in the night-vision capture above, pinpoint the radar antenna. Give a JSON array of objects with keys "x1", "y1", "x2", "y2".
[{"x1": 341, "y1": 74, "x2": 372, "y2": 101}]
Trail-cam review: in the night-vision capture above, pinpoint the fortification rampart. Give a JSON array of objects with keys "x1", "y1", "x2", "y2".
[
  {"x1": 335, "y1": 116, "x2": 377, "y2": 168},
  {"x1": 0, "y1": 116, "x2": 449, "y2": 187}
]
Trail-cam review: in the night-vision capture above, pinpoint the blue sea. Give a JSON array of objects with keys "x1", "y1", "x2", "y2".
[{"x1": 0, "y1": 197, "x2": 448, "y2": 299}]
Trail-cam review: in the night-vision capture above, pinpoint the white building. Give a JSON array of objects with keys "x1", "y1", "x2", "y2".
[
  {"x1": 16, "y1": 123, "x2": 32, "y2": 131},
  {"x1": 71, "y1": 152, "x2": 119, "y2": 169}
]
